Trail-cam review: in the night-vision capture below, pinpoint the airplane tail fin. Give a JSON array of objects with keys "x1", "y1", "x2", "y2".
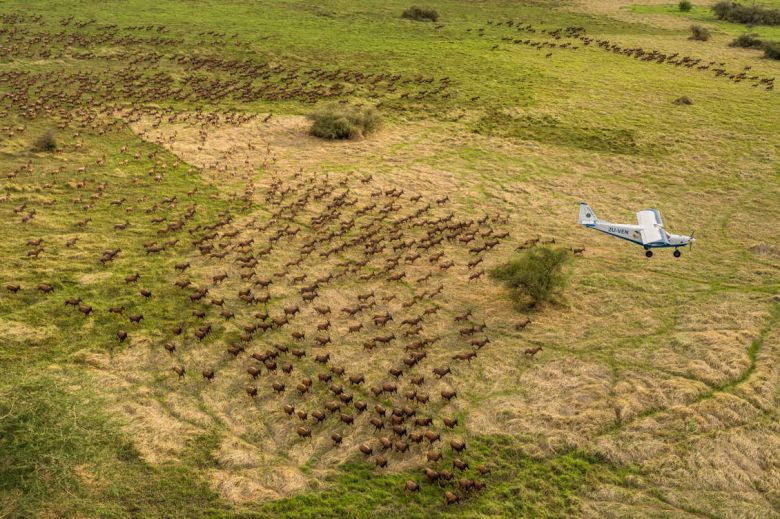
[{"x1": 579, "y1": 203, "x2": 597, "y2": 225}]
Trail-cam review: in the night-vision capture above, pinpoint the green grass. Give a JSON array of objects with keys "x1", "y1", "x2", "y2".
[
  {"x1": 632, "y1": 3, "x2": 780, "y2": 39},
  {"x1": 0, "y1": 371, "x2": 229, "y2": 518},
  {"x1": 471, "y1": 111, "x2": 657, "y2": 155},
  {"x1": 260, "y1": 438, "x2": 630, "y2": 518}
]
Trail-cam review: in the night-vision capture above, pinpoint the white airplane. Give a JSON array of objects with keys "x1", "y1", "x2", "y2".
[{"x1": 579, "y1": 202, "x2": 694, "y2": 257}]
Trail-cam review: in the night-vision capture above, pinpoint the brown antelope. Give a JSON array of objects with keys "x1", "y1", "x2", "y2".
[{"x1": 524, "y1": 345, "x2": 543, "y2": 357}]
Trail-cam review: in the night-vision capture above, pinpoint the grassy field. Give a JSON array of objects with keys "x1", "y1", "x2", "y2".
[
  {"x1": 631, "y1": 2, "x2": 780, "y2": 40},
  {"x1": 0, "y1": 0, "x2": 779, "y2": 517}
]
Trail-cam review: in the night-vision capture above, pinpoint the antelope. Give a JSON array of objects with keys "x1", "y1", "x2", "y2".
[
  {"x1": 524, "y1": 345, "x2": 543, "y2": 357},
  {"x1": 433, "y1": 366, "x2": 451, "y2": 378},
  {"x1": 515, "y1": 317, "x2": 531, "y2": 330},
  {"x1": 441, "y1": 389, "x2": 457, "y2": 400}
]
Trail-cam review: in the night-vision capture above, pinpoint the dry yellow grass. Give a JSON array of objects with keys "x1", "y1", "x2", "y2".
[{"x1": 82, "y1": 111, "x2": 778, "y2": 513}]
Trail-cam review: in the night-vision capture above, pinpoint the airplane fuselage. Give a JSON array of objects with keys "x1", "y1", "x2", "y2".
[
  {"x1": 585, "y1": 221, "x2": 691, "y2": 249},
  {"x1": 578, "y1": 203, "x2": 694, "y2": 257}
]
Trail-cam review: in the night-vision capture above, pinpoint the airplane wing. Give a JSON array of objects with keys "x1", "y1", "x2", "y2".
[
  {"x1": 636, "y1": 209, "x2": 666, "y2": 245},
  {"x1": 636, "y1": 209, "x2": 663, "y2": 227},
  {"x1": 639, "y1": 226, "x2": 664, "y2": 245}
]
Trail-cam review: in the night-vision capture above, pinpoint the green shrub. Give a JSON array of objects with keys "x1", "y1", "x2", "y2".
[
  {"x1": 490, "y1": 246, "x2": 571, "y2": 309},
  {"x1": 32, "y1": 129, "x2": 57, "y2": 152},
  {"x1": 730, "y1": 33, "x2": 764, "y2": 48},
  {"x1": 401, "y1": 6, "x2": 439, "y2": 22},
  {"x1": 764, "y1": 41, "x2": 780, "y2": 59},
  {"x1": 689, "y1": 24, "x2": 711, "y2": 41},
  {"x1": 678, "y1": 0, "x2": 693, "y2": 13},
  {"x1": 712, "y1": 1, "x2": 780, "y2": 26},
  {"x1": 308, "y1": 104, "x2": 382, "y2": 140},
  {"x1": 728, "y1": 33, "x2": 780, "y2": 58},
  {"x1": 712, "y1": 0, "x2": 732, "y2": 19}
]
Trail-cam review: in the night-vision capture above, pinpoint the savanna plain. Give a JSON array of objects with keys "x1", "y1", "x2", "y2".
[{"x1": 0, "y1": 0, "x2": 779, "y2": 517}]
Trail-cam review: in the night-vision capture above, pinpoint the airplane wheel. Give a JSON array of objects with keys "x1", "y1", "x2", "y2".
[
  {"x1": 673, "y1": 250, "x2": 681, "y2": 258},
  {"x1": 645, "y1": 250, "x2": 653, "y2": 258}
]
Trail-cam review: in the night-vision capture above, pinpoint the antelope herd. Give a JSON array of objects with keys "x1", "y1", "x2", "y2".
[
  {"x1": 0, "y1": 12, "x2": 770, "y2": 148},
  {"x1": 15, "y1": 8, "x2": 738, "y2": 508},
  {"x1": 169, "y1": 167, "x2": 523, "y2": 503},
  {"x1": 0, "y1": 12, "x2": 453, "y2": 136},
  {"x1": 2, "y1": 90, "x2": 546, "y2": 504},
  {"x1": 486, "y1": 20, "x2": 775, "y2": 90},
  {"x1": 2, "y1": 95, "x2": 551, "y2": 501}
]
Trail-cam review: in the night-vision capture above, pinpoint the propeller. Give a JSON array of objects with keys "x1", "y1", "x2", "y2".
[{"x1": 689, "y1": 230, "x2": 696, "y2": 251}]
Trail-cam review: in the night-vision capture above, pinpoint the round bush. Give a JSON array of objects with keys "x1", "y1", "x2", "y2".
[
  {"x1": 308, "y1": 104, "x2": 382, "y2": 140},
  {"x1": 689, "y1": 24, "x2": 711, "y2": 41},
  {"x1": 764, "y1": 41, "x2": 780, "y2": 60},
  {"x1": 32, "y1": 129, "x2": 57, "y2": 152},
  {"x1": 401, "y1": 6, "x2": 439, "y2": 22},
  {"x1": 730, "y1": 33, "x2": 764, "y2": 48}
]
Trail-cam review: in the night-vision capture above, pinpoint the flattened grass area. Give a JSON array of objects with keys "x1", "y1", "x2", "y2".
[
  {"x1": 471, "y1": 112, "x2": 653, "y2": 155},
  {"x1": 0, "y1": 0, "x2": 778, "y2": 517}
]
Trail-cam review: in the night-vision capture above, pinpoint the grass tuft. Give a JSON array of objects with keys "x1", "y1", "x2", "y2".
[
  {"x1": 673, "y1": 95, "x2": 694, "y2": 105},
  {"x1": 678, "y1": 0, "x2": 693, "y2": 13}
]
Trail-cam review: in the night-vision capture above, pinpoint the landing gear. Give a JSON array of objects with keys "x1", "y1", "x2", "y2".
[
  {"x1": 673, "y1": 249, "x2": 681, "y2": 258},
  {"x1": 645, "y1": 250, "x2": 653, "y2": 258}
]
